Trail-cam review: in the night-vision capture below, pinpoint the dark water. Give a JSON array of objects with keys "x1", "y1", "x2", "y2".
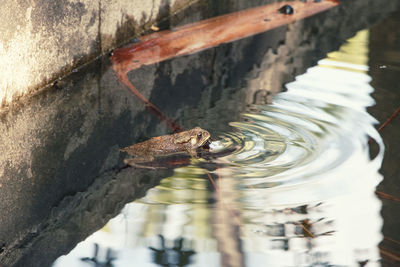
[
  {"x1": 368, "y1": 10, "x2": 400, "y2": 266},
  {"x1": 51, "y1": 11, "x2": 400, "y2": 267}
]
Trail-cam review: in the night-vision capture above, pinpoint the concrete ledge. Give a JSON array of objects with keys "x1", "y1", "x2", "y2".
[{"x1": 0, "y1": 0, "x2": 198, "y2": 107}]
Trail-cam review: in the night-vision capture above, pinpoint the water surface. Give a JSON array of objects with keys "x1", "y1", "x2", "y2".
[{"x1": 52, "y1": 27, "x2": 387, "y2": 267}]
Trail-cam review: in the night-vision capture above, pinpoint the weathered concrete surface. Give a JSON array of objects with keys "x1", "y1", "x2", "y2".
[
  {"x1": 0, "y1": 0, "x2": 400, "y2": 266},
  {"x1": 0, "y1": 0, "x2": 194, "y2": 107}
]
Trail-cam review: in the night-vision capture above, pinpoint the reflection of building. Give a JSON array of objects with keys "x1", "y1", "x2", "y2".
[
  {"x1": 80, "y1": 243, "x2": 116, "y2": 267},
  {"x1": 149, "y1": 235, "x2": 195, "y2": 266},
  {"x1": 53, "y1": 166, "x2": 220, "y2": 266}
]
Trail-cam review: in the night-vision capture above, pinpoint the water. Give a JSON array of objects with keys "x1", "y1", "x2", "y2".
[{"x1": 52, "y1": 26, "x2": 388, "y2": 267}]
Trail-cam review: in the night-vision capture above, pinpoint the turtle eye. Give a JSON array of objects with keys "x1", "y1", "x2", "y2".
[{"x1": 197, "y1": 133, "x2": 202, "y2": 139}]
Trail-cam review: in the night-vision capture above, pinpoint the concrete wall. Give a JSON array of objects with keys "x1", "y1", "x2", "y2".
[{"x1": 0, "y1": 0, "x2": 191, "y2": 107}]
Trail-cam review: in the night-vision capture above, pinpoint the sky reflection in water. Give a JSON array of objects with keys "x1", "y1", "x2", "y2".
[{"x1": 53, "y1": 30, "x2": 384, "y2": 267}]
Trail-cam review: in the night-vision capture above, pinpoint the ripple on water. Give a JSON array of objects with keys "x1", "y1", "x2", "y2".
[
  {"x1": 207, "y1": 64, "x2": 384, "y2": 207},
  {"x1": 53, "y1": 30, "x2": 386, "y2": 267},
  {"x1": 132, "y1": 31, "x2": 385, "y2": 266}
]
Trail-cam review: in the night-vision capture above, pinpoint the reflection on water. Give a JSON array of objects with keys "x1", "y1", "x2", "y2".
[{"x1": 53, "y1": 30, "x2": 384, "y2": 267}]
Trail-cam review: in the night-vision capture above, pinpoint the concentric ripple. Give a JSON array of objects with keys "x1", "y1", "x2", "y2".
[
  {"x1": 53, "y1": 30, "x2": 387, "y2": 267},
  {"x1": 208, "y1": 63, "x2": 384, "y2": 206}
]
